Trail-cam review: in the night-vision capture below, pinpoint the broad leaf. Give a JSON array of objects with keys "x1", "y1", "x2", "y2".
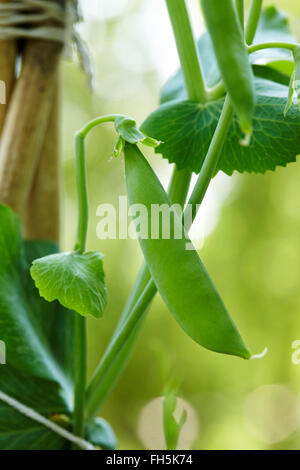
[
  {"x1": 86, "y1": 418, "x2": 117, "y2": 450},
  {"x1": 0, "y1": 204, "x2": 75, "y2": 449},
  {"x1": 142, "y1": 78, "x2": 300, "y2": 175},
  {"x1": 0, "y1": 367, "x2": 71, "y2": 450},
  {"x1": 0, "y1": 205, "x2": 73, "y2": 390},
  {"x1": 31, "y1": 251, "x2": 107, "y2": 319},
  {"x1": 23, "y1": 240, "x2": 75, "y2": 379}
]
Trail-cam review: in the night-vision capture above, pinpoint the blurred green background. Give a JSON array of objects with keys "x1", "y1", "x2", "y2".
[{"x1": 61, "y1": 0, "x2": 300, "y2": 450}]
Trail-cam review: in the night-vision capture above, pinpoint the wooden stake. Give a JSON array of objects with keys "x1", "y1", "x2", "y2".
[
  {"x1": 0, "y1": 0, "x2": 17, "y2": 133},
  {"x1": 0, "y1": 38, "x2": 62, "y2": 216},
  {"x1": 23, "y1": 71, "x2": 61, "y2": 243}
]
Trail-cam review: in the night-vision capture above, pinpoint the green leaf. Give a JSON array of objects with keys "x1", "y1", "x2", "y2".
[
  {"x1": 142, "y1": 78, "x2": 300, "y2": 175},
  {"x1": 163, "y1": 390, "x2": 187, "y2": 451},
  {"x1": 0, "y1": 205, "x2": 73, "y2": 391},
  {"x1": 0, "y1": 367, "x2": 71, "y2": 450},
  {"x1": 124, "y1": 144, "x2": 250, "y2": 359},
  {"x1": 0, "y1": 204, "x2": 75, "y2": 449},
  {"x1": 31, "y1": 251, "x2": 107, "y2": 319},
  {"x1": 23, "y1": 240, "x2": 75, "y2": 379},
  {"x1": 85, "y1": 418, "x2": 117, "y2": 450}
]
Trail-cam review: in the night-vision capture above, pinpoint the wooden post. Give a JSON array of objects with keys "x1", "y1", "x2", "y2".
[
  {"x1": 0, "y1": 0, "x2": 17, "y2": 133},
  {"x1": 0, "y1": 39, "x2": 62, "y2": 216},
  {"x1": 23, "y1": 71, "x2": 61, "y2": 243}
]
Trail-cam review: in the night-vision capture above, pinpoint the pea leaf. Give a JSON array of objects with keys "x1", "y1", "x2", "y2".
[
  {"x1": 0, "y1": 204, "x2": 74, "y2": 449},
  {"x1": 124, "y1": 144, "x2": 250, "y2": 359},
  {"x1": 142, "y1": 78, "x2": 300, "y2": 175},
  {"x1": 0, "y1": 367, "x2": 72, "y2": 450},
  {"x1": 85, "y1": 418, "x2": 117, "y2": 450},
  {"x1": 31, "y1": 251, "x2": 107, "y2": 319},
  {"x1": 0, "y1": 205, "x2": 73, "y2": 390}
]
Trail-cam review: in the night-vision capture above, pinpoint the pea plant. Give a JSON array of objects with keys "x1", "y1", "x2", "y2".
[{"x1": 0, "y1": 0, "x2": 300, "y2": 450}]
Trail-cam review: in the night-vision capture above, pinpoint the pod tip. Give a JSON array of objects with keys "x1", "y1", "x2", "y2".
[{"x1": 250, "y1": 347, "x2": 268, "y2": 360}]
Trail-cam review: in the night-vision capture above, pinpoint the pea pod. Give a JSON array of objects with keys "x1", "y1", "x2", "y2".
[
  {"x1": 124, "y1": 143, "x2": 250, "y2": 359},
  {"x1": 200, "y1": 0, "x2": 255, "y2": 134}
]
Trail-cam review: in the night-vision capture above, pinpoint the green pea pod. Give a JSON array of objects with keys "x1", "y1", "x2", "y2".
[
  {"x1": 124, "y1": 144, "x2": 250, "y2": 359},
  {"x1": 200, "y1": 0, "x2": 255, "y2": 134}
]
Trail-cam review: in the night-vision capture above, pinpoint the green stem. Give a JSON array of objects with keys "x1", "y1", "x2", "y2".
[
  {"x1": 74, "y1": 115, "x2": 121, "y2": 253},
  {"x1": 72, "y1": 134, "x2": 90, "y2": 438},
  {"x1": 165, "y1": 0, "x2": 207, "y2": 102},
  {"x1": 207, "y1": 81, "x2": 226, "y2": 102},
  {"x1": 187, "y1": 95, "x2": 233, "y2": 221},
  {"x1": 248, "y1": 41, "x2": 298, "y2": 54},
  {"x1": 73, "y1": 315, "x2": 87, "y2": 438},
  {"x1": 73, "y1": 118, "x2": 122, "y2": 436},
  {"x1": 74, "y1": 134, "x2": 88, "y2": 253},
  {"x1": 78, "y1": 114, "x2": 122, "y2": 138},
  {"x1": 86, "y1": 281, "x2": 157, "y2": 419},
  {"x1": 167, "y1": 166, "x2": 192, "y2": 205},
  {"x1": 235, "y1": 0, "x2": 244, "y2": 28},
  {"x1": 245, "y1": 0, "x2": 263, "y2": 45}
]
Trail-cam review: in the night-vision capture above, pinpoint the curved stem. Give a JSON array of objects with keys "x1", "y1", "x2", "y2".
[
  {"x1": 165, "y1": 0, "x2": 207, "y2": 102},
  {"x1": 245, "y1": 0, "x2": 263, "y2": 45},
  {"x1": 248, "y1": 41, "x2": 298, "y2": 54},
  {"x1": 207, "y1": 81, "x2": 226, "y2": 102},
  {"x1": 74, "y1": 115, "x2": 125, "y2": 253},
  {"x1": 77, "y1": 114, "x2": 122, "y2": 138}
]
